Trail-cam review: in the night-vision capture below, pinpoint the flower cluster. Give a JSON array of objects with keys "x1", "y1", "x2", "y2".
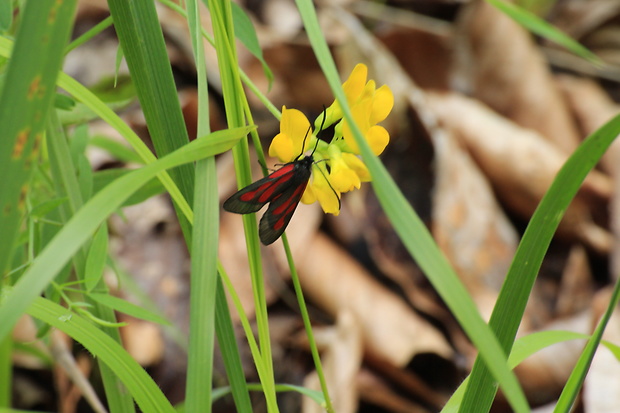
[{"x1": 268, "y1": 63, "x2": 394, "y2": 215}]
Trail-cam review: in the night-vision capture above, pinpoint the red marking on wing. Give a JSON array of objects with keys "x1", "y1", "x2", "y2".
[
  {"x1": 272, "y1": 184, "x2": 307, "y2": 231},
  {"x1": 272, "y1": 184, "x2": 305, "y2": 216},
  {"x1": 239, "y1": 180, "x2": 275, "y2": 202},
  {"x1": 274, "y1": 202, "x2": 298, "y2": 231},
  {"x1": 269, "y1": 163, "x2": 295, "y2": 178}
]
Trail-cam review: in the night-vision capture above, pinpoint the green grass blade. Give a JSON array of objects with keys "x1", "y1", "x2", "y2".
[
  {"x1": 184, "y1": 0, "x2": 219, "y2": 410},
  {"x1": 0, "y1": 126, "x2": 251, "y2": 344},
  {"x1": 294, "y1": 0, "x2": 528, "y2": 411},
  {"x1": 107, "y1": 0, "x2": 195, "y2": 242},
  {"x1": 461, "y1": 113, "x2": 620, "y2": 412},
  {"x1": 26, "y1": 296, "x2": 175, "y2": 413},
  {"x1": 230, "y1": 2, "x2": 273, "y2": 88},
  {"x1": 207, "y1": 0, "x2": 279, "y2": 410},
  {"x1": 0, "y1": 0, "x2": 77, "y2": 274},
  {"x1": 84, "y1": 223, "x2": 109, "y2": 291},
  {"x1": 214, "y1": 277, "x2": 253, "y2": 412},
  {"x1": 88, "y1": 293, "x2": 172, "y2": 325}
]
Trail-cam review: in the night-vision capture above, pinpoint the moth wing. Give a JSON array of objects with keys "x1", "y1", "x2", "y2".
[
  {"x1": 223, "y1": 163, "x2": 297, "y2": 214},
  {"x1": 258, "y1": 170, "x2": 310, "y2": 245}
]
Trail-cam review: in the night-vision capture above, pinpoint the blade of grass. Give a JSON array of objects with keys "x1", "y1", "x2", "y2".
[
  {"x1": 184, "y1": 0, "x2": 219, "y2": 411},
  {"x1": 295, "y1": 0, "x2": 529, "y2": 411},
  {"x1": 460, "y1": 113, "x2": 620, "y2": 412},
  {"x1": 0, "y1": 1, "x2": 77, "y2": 405},
  {"x1": 107, "y1": 0, "x2": 195, "y2": 244},
  {"x1": 207, "y1": 0, "x2": 279, "y2": 410},
  {"x1": 0, "y1": 0, "x2": 77, "y2": 276},
  {"x1": 214, "y1": 276, "x2": 253, "y2": 412}
]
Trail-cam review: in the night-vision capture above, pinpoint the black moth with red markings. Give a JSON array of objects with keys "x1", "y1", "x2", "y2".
[{"x1": 223, "y1": 155, "x2": 315, "y2": 245}]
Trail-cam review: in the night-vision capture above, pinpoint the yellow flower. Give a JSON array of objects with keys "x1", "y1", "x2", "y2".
[
  {"x1": 342, "y1": 97, "x2": 390, "y2": 155},
  {"x1": 328, "y1": 151, "x2": 371, "y2": 193},
  {"x1": 301, "y1": 163, "x2": 341, "y2": 215},
  {"x1": 269, "y1": 106, "x2": 312, "y2": 162},
  {"x1": 320, "y1": 63, "x2": 368, "y2": 128},
  {"x1": 265, "y1": 63, "x2": 393, "y2": 217}
]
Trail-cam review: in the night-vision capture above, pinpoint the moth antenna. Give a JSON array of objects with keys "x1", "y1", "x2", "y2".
[
  {"x1": 309, "y1": 106, "x2": 328, "y2": 157},
  {"x1": 297, "y1": 123, "x2": 313, "y2": 161}
]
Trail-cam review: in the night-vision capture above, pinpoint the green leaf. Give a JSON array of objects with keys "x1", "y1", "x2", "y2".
[
  {"x1": 0, "y1": 0, "x2": 11, "y2": 32},
  {"x1": 231, "y1": 2, "x2": 274, "y2": 89},
  {"x1": 84, "y1": 224, "x2": 109, "y2": 292},
  {"x1": 0, "y1": 0, "x2": 78, "y2": 276},
  {"x1": 54, "y1": 93, "x2": 76, "y2": 110},
  {"x1": 90, "y1": 136, "x2": 144, "y2": 164},
  {"x1": 88, "y1": 293, "x2": 171, "y2": 326},
  {"x1": 509, "y1": 330, "x2": 589, "y2": 367},
  {"x1": 29, "y1": 197, "x2": 68, "y2": 220},
  {"x1": 602, "y1": 340, "x2": 620, "y2": 362},
  {"x1": 92, "y1": 169, "x2": 165, "y2": 207}
]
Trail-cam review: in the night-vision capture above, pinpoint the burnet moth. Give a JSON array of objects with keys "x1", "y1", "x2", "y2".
[{"x1": 224, "y1": 113, "x2": 336, "y2": 245}]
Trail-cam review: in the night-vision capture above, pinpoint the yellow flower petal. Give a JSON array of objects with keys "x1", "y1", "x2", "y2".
[
  {"x1": 370, "y1": 85, "x2": 394, "y2": 124},
  {"x1": 318, "y1": 63, "x2": 369, "y2": 130},
  {"x1": 268, "y1": 132, "x2": 294, "y2": 161},
  {"x1": 342, "y1": 99, "x2": 372, "y2": 154},
  {"x1": 341, "y1": 153, "x2": 371, "y2": 182},
  {"x1": 343, "y1": 63, "x2": 368, "y2": 105},
  {"x1": 366, "y1": 125, "x2": 390, "y2": 155},
  {"x1": 269, "y1": 106, "x2": 312, "y2": 162},
  {"x1": 310, "y1": 165, "x2": 341, "y2": 215},
  {"x1": 301, "y1": 185, "x2": 316, "y2": 205},
  {"x1": 330, "y1": 155, "x2": 361, "y2": 193}
]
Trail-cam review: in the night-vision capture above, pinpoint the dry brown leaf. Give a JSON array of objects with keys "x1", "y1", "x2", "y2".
[
  {"x1": 556, "y1": 75, "x2": 620, "y2": 174},
  {"x1": 291, "y1": 232, "x2": 453, "y2": 366},
  {"x1": 303, "y1": 311, "x2": 363, "y2": 413},
  {"x1": 454, "y1": 0, "x2": 581, "y2": 153},
  {"x1": 431, "y1": 123, "x2": 518, "y2": 306},
  {"x1": 550, "y1": 0, "x2": 620, "y2": 41},
  {"x1": 364, "y1": 353, "x2": 448, "y2": 410},
  {"x1": 555, "y1": 244, "x2": 595, "y2": 317},
  {"x1": 51, "y1": 330, "x2": 103, "y2": 413},
  {"x1": 119, "y1": 317, "x2": 164, "y2": 366},
  {"x1": 12, "y1": 315, "x2": 50, "y2": 369},
  {"x1": 426, "y1": 91, "x2": 612, "y2": 255},
  {"x1": 356, "y1": 369, "x2": 430, "y2": 413}
]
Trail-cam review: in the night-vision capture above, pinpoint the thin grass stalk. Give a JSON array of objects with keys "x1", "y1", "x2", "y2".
[
  {"x1": 184, "y1": 0, "x2": 218, "y2": 410},
  {"x1": 206, "y1": 0, "x2": 278, "y2": 410}
]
